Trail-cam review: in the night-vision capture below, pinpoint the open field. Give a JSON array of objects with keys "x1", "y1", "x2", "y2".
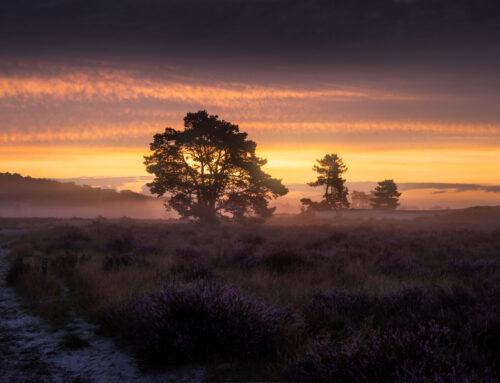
[{"x1": 1, "y1": 208, "x2": 500, "y2": 382}]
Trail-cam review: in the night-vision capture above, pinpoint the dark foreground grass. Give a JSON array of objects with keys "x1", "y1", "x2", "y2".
[{"x1": 3, "y1": 215, "x2": 500, "y2": 382}]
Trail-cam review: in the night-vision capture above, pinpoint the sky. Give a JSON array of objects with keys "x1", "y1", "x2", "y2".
[{"x1": 1, "y1": 0, "x2": 499, "y2": 210}]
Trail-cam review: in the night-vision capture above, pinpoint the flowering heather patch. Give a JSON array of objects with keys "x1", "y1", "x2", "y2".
[
  {"x1": 376, "y1": 253, "x2": 429, "y2": 277},
  {"x1": 227, "y1": 246, "x2": 258, "y2": 268},
  {"x1": 105, "y1": 233, "x2": 136, "y2": 253},
  {"x1": 174, "y1": 247, "x2": 203, "y2": 260},
  {"x1": 116, "y1": 278, "x2": 297, "y2": 365},
  {"x1": 238, "y1": 233, "x2": 266, "y2": 246},
  {"x1": 102, "y1": 252, "x2": 147, "y2": 271},
  {"x1": 259, "y1": 249, "x2": 309, "y2": 273},
  {"x1": 306, "y1": 287, "x2": 475, "y2": 333},
  {"x1": 447, "y1": 258, "x2": 500, "y2": 278},
  {"x1": 283, "y1": 321, "x2": 475, "y2": 382},
  {"x1": 7, "y1": 217, "x2": 500, "y2": 380},
  {"x1": 169, "y1": 261, "x2": 214, "y2": 281},
  {"x1": 305, "y1": 289, "x2": 372, "y2": 332},
  {"x1": 227, "y1": 247, "x2": 310, "y2": 273}
]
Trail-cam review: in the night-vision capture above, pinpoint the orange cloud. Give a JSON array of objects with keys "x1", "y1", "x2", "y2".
[
  {"x1": 0, "y1": 70, "x2": 418, "y2": 105},
  {"x1": 1, "y1": 120, "x2": 497, "y2": 147}
]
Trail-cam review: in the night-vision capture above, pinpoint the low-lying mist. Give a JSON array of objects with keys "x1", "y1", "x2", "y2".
[{"x1": 0, "y1": 200, "x2": 172, "y2": 219}]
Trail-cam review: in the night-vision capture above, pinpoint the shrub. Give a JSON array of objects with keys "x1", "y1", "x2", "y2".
[
  {"x1": 174, "y1": 247, "x2": 203, "y2": 259},
  {"x1": 227, "y1": 246, "x2": 258, "y2": 268},
  {"x1": 169, "y1": 261, "x2": 214, "y2": 281},
  {"x1": 260, "y1": 249, "x2": 308, "y2": 273},
  {"x1": 116, "y1": 279, "x2": 296, "y2": 365},
  {"x1": 105, "y1": 233, "x2": 135, "y2": 253},
  {"x1": 102, "y1": 252, "x2": 146, "y2": 271},
  {"x1": 283, "y1": 321, "x2": 472, "y2": 382},
  {"x1": 239, "y1": 234, "x2": 265, "y2": 246},
  {"x1": 304, "y1": 289, "x2": 372, "y2": 333},
  {"x1": 376, "y1": 254, "x2": 429, "y2": 277},
  {"x1": 374, "y1": 287, "x2": 472, "y2": 331},
  {"x1": 5, "y1": 255, "x2": 30, "y2": 285},
  {"x1": 52, "y1": 252, "x2": 79, "y2": 275},
  {"x1": 305, "y1": 287, "x2": 474, "y2": 334},
  {"x1": 447, "y1": 258, "x2": 500, "y2": 279},
  {"x1": 48, "y1": 226, "x2": 90, "y2": 251}
]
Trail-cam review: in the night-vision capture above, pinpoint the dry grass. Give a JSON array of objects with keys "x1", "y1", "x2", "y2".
[{"x1": 6, "y1": 216, "x2": 498, "y2": 323}]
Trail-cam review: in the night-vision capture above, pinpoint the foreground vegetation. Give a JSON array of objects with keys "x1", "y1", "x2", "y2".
[{"x1": 2, "y1": 213, "x2": 499, "y2": 382}]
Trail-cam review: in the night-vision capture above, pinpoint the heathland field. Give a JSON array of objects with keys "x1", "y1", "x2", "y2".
[{"x1": 2, "y1": 209, "x2": 499, "y2": 382}]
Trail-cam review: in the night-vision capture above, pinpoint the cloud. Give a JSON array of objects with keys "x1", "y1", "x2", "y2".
[
  {"x1": 0, "y1": 71, "x2": 418, "y2": 105},
  {"x1": 1, "y1": 120, "x2": 498, "y2": 147},
  {"x1": 398, "y1": 183, "x2": 500, "y2": 193},
  {"x1": 55, "y1": 176, "x2": 152, "y2": 190},
  {"x1": 431, "y1": 190, "x2": 449, "y2": 195}
]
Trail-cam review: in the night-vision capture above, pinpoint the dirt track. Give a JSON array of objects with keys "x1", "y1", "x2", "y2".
[{"x1": 0, "y1": 245, "x2": 204, "y2": 383}]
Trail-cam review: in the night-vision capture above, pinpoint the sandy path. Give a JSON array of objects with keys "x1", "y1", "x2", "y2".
[{"x1": 0, "y1": 245, "x2": 205, "y2": 383}]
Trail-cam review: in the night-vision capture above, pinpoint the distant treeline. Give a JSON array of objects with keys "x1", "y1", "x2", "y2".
[{"x1": 0, "y1": 173, "x2": 150, "y2": 205}]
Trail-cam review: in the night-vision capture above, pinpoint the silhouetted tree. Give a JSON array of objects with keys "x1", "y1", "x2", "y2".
[
  {"x1": 351, "y1": 190, "x2": 372, "y2": 209},
  {"x1": 370, "y1": 179, "x2": 401, "y2": 210},
  {"x1": 301, "y1": 153, "x2": 349, "y2": 212},
  {"x1": 144, "y1": 111, "x2": 288, "y2": 223}
]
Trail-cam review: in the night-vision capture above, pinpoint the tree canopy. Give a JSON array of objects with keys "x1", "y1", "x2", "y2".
[
  {"x1": 370, "y1": 179, "x2": 401, "y2": 210},
  {"x1": 351, "y1": 190, "x2": 372, "y2": 209},
  {"x1": 144, "y1": 111, "x2": 288, "y2": 223},
  {"x1": 301, "y1": 153, "x2": 350, "y2": 212}
]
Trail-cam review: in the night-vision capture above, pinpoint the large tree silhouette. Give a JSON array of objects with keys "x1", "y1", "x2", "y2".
[
  {"x1": 144, "y1": 111, "x2": 288, "y2": 223},
  {"x1": 370, "y1": 179, "x2": 401, "y2": 210},
  {"x1": 301, "y1": 153, "x2": 349, "y2": 212}
]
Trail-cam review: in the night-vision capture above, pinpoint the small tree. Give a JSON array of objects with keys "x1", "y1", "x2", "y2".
[
  {"x1": 302, "y1": 153, "x2": 349, "y2": 211},
  {"x1": 351, "y1": 190, "x2": 372, "y2": 209},
  {"x1": 144, "y1": 111, "x2": 288, "y2": 223},
  {"x1": 370, "y1": 180, "x2": 401, "y2": 210}
]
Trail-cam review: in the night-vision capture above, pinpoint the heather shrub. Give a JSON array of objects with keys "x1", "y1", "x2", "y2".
[
  {"x1": 5, "y1": 255, "x2": 30, "y2": 285},
  {"x1": 174, "y1": 247, "x2": 203, "y2": 259},
  {"x1": 169, "y1": 261, "x2": 214, "y2": 281},
  {"x1": 102, "y1": 252, "x2": 146, "y2": 271},
  {"x1": 328, "y1": 231, "x2": 348, "y2": 243},
  {"x1": 51, "y1": 252, "x2": 79, "y2": 275},
  {"x1": 105, "y1": 233, "x2": 135, "y2": 253},
  {"x1": 305, "y1": 287, "x2": 474, "y2": 334},
  {"x1": 448, "y1": 258, "x2": 500, "y2": 278},
  {"x1": 48, "y1": 225, "x2": 90, "y2": 251},
  {"x1": 227, "y1": 246, "x2": 257, "y2": 268},
  {"x1": 116, "y1": 279, "x2": 296, "y2": 365},
  {"x1": 283, "y1": 321, "x2": 472, "y2": 382},
  {"x1": 376, "y1": 254, "x2": 429, "y2": 277},
  {"x1": 259, "y1": 249, "x2": 308, "y2": 273},
  {"x1": 373, "y1": 287, "x2": 472, "y2": 331},
  {"x1": 239, "y1": 233, "x2": 265, "y2": 246},
  {"x1": 305, "y1": 289, "x2": 373, "y2": 333}
]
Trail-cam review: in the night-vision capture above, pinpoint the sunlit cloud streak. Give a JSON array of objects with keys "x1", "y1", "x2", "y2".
[
  {"x1": 0, "y1": 72, "x2": 418, "y2": 105},
  {"x1": 1, "y1": 121, "x2": 498, "y2": 147},
  {"x1": 398, "y1": 183, "x2": 500, "y2": 194}
]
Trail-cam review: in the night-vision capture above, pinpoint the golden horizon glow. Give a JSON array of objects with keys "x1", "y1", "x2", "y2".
[
  {"x1": 2, "y1": 146, "x2": 499, "y2": 186},
  {"x1": 1, "y1": 68, "x2": 499, "y2": 208}
]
